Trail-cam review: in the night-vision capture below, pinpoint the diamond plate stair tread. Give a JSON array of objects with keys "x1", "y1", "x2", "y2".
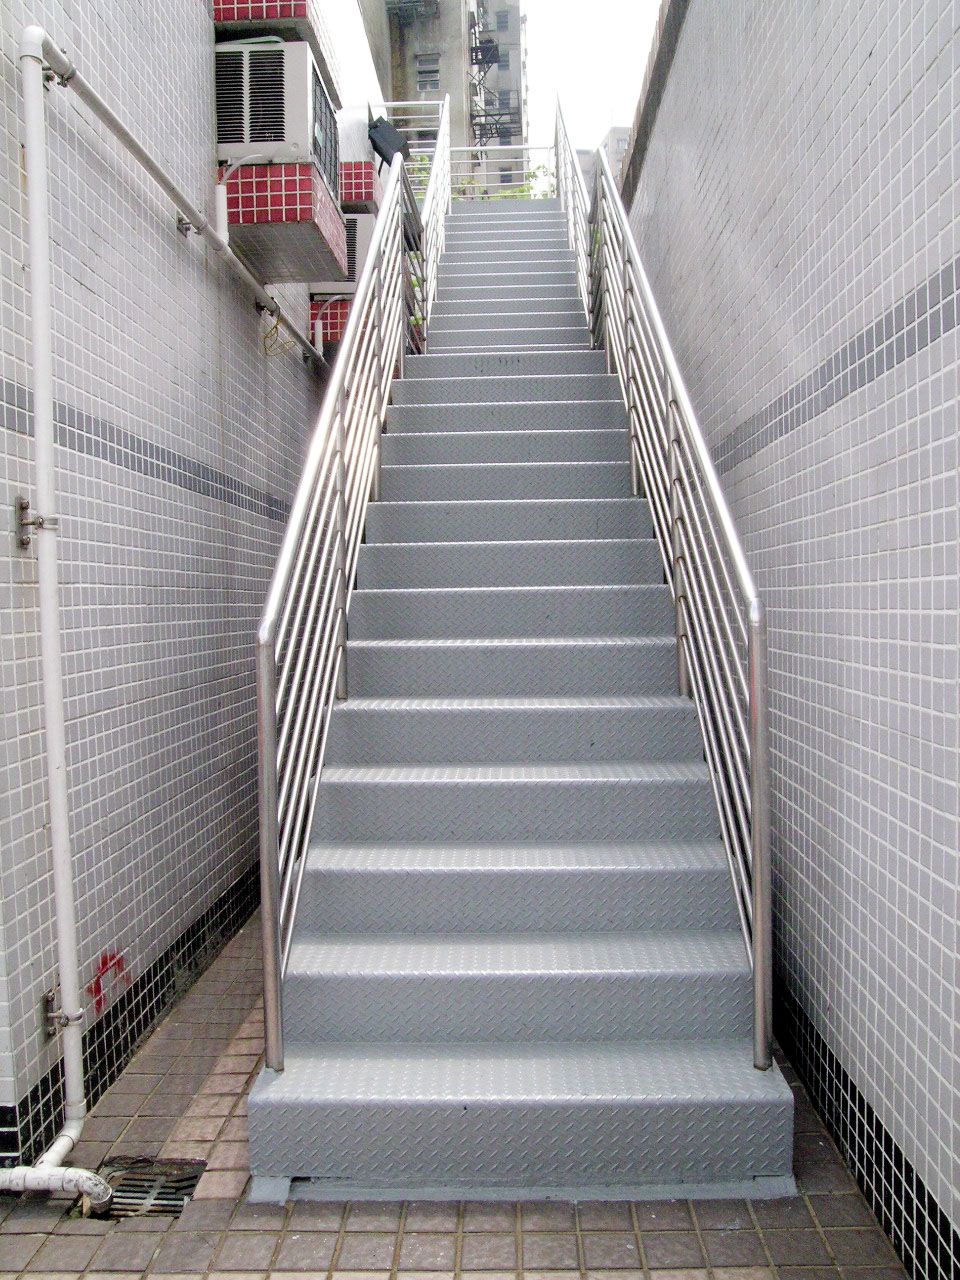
[
  {"x1": 248, "y1": 1040, "x2": 794, "y2": 1188},
  {"x1": 386, "y1": 401, "x2": 625, "y2": 433},
  {"x1": 364, "y1": 499, "x2": 649, "y2": 543},
  {"x1": 393, "y1": 374, "x2": 619, "y2": 406},
  {"x1": 282, "y1": 931, "x2": 750, "y2": 1043},
  {"x1": 379, "y1": 460, "x2": 633, "y2": 501},
  {"x1": 325, "y1": 694, "x2": 700, "y2": 764},
  {"x1": 349, "y1": 583, "x2": 672, "y2": 639},
  {"x1": 318, "y1": 760, "x2": 710, "y2": 783},
  {"x1": 346, "y1": 636, "x2": 677, "y2": 697},
  {"x1": 305, "y1": 838, "x2": 727, "y2": 872},
  {"x1": 405, "y1": 351, "x2": 604, "y2": 378},
  {"x1": 380, "y1": 429, "x2": 629, "y2": 464},
  {"x1": 356, "y1": 539, "x2": 661, "y2": 588}
]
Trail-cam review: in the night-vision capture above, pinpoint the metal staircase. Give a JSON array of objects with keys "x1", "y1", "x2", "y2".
[{"x1": 248, "y1": 105, "x2": 794, "y2": 1199}]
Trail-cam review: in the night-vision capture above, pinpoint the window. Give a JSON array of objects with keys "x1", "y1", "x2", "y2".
[
  {"x1": 498, "y1": 50, "x2": 510, "y2": 70},
  {"x1": 312, "y1": 69, "x2": 339, "y2": 196},
  {"x1": 496, "y1": 10, "x2": 509, "y2": 30},
  {"x1": 416, "y1": 52, "x2": 440, "y2": 92},
  {"x1": 498, "y1": 89, "x2": 512, "y2": 110},
  {"x1": 499, "y1": 167, "x2": 512, "y2": 185}
]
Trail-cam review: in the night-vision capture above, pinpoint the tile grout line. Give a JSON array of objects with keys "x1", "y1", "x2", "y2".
[
  {"x1": 629, "y1": 1199, "x2": 652, "y2": 1280},
  {"x1": 685, "y1": 1195, "x2": 716, "y2": 1280},
  {"x1": 572, "y1": 1200, "x2": 587, "y2": 1278},
  {"x1": 514, "y1": 1198, "x2": 523, "y2": 1278},
  {"x1": 391, "y1": 1199, "x2": 408, "y2": 1279},
  {"x1": 325, "y1": 1198, "x2": 350, "y2": 1280},
  {"x1": 453, "y1": 1198, "x2": 465, "y2": 1280}
]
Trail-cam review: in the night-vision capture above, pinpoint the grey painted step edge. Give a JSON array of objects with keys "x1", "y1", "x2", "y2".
[
  {"x1": 248, "y1": 1039, "x2": 795, "y2": 1189},
  {"x1": 430, "y1": 302, "x2": 585, "y2": 319},
  {"x1": 364, "y1": 498, "x2": 649, "y2": 543},
  {"x1": 311, "y1": 761, "x2": 718, "y2": 842},
  {"x1": 380, "y1": 428, "x2": 628, "y2": 464},
  {"x1": 346, "y1": 636, "x2": 676, "y2": 697},
  {"x1": 325, "y1": 693, "x2": 702, "y2": 763},
  {"x1": 428, "y1": 332, "x2": 591, "y2": 352},
  {"x1": 282, "y1": 930, "x2": 750, "y2": 1044},
  {"x1": 435, "y1": 288, "x2": 582, "y2": 305},
  {"x1": 392, "y1": 374, "x2": 620, "y2": 405},
  {"x1": 355, "y1": 538, "x2": 662, "y2": 587},
  {"x1": 385, "y1": 401, "x2": 624, "y2": 433},
  {"x1": 349, "y1": 583, "x2": 673, "y2": 639},
  {"x1": 429, "y1": 313, "x2": 589, "y2": 332},
  {"x1": 379, "y1": 460, "x2": 633, "y2": 501},
  {"x1": 405, "y1": 351, "x2": 604, "y2": 377},
  {"x1": 295, "y1": 839, "x2": 735, "y2": 933}
]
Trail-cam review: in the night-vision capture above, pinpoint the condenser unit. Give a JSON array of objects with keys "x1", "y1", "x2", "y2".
[
  {"x1": 215, "y1": 37, "x2": 339, "y2": 195},
  {"x1": 311, "y1": 214, "x2": 376, "y2": 299}
]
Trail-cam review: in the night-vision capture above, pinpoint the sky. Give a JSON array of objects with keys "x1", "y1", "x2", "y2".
[{"x1": 521, "y1": 0, "x2": 661, "y2": 151}]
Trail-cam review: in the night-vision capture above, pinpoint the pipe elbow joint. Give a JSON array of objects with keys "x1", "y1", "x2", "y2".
[{"x1": 19, "y1": 25, "x2": 47, "y2": 62}]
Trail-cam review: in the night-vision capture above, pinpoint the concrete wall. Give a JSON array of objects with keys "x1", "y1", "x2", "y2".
[
  {"x1": 0, "y1": 0, "x2": 374, "y2": 1160},
  {"x1": 625, "y1": 0, "x2": 959, "y2": 1265}
]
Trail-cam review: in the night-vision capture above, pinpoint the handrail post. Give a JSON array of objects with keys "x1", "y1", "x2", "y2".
[
  {"x1": 749, "y1": 599, "x2": 773, "y2": 1069},
  {"x1": 371, "y1": 250, "x2": 384, "y2": 503},
  {"x1": 256, "y1": 639, "x2": 284, "y2": 1071},
  {"x1": 668, "y1": 397, "x2": 691, "y2": 699},
  {"x1": 334, "y1": 390, "x2": 348, "y2": 700},
  {"x1": 622, "y1": 249, "x2": 640, "y2": 497}
]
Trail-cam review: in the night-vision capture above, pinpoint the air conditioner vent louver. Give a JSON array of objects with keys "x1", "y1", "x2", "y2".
[
  {"x1": 345, "y1": 218, "x2": 358, "y2": 281},
  {"x1": 249, "y1": 50, "x2": 285, "y2": 142},
  {"x1": 214, "y1": 52, "x2": 245, "y2": 146}
]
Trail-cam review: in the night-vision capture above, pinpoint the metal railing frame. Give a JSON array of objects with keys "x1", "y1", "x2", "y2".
[
  {"x1": 556, "y1": 104, "x2": 772, "y2": 1070},
  {"x1": 256, "y1": 100, "x2": 450, "y2": 1071}
]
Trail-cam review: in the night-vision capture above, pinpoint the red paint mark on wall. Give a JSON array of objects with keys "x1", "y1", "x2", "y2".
[{"x1": 86, "y1": 952, "x2": 130, "y2": 1016}]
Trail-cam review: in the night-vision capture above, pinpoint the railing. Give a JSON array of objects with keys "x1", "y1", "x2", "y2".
[
  {"x1": 556, "y1": 106, "x2": 772, "y2": 1070},
  {"x1": 451, "y1": 144, "x2": 552, "y2": 200},
  {"x1": 419, "y1": 98, "x2": 450, "y2": 321},
  {"x1": 380, "y1": 99, "x2": 446, "y2": 202},
  {"x1": 256, "y1": 152, "x2": 435, "y2": 1072}
]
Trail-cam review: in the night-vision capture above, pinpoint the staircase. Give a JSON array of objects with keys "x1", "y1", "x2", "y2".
[{"x1": 249, "y1": 199, "x2": 794, "y2": 1198}]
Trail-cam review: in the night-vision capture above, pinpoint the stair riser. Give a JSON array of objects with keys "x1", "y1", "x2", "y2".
[
  {"x1": 380, "y1": 428, "x2": 627, "y2": 465},
  {"x1": 428, "y1": 331, "x2": 591, "y2": 351},
  {"x1": 386, "y1": 401, "x2": 623, "y2": 433},
  {"x1": 249, "y1": 1093, "x2": 793, "y2": 1187},
  {"x1": 283, "y1": 967, "x2": 749, "y2": 1045},
  {"x1": 444, "y1": 225, "x2": 568, "y2": 240},
  {"x1": 379, "y1": 462, "x2": 632, "y2": 501},
  {"x1": 435, "y1": 288, "x2": 582, "y2": 306},
  {"x1": 393, "y1": 375, "x2": 619, "y2": 406},
  {"x1": 364, "y1": 499, "x2": 649, "y2": 543},
  {"x1": 296, "y1": 863, "x2": 736, "y2": 934},
  {"x1": 326, "y1": 703, "x2": 700, "y2": 764},
  {"x1": 312, "y1": 776, "x2": 717, "y2": 843},
  {"x1": 449, "y1": 198, "x2": 561, "y2": 214},
  {"x1": 438, "y1": 273, "x2": 578, "y2": 291},
  {"x1": 355, "y1": 539, "x2": 661, "y2": 587},
  {"x1": 349, "y1": 585, "x2": 673, "y2": 639},
  {"x1": 442, "y1": 237, "x2": 571, "y2": 252},
  {"x1": 430, "y1": 302, "x2": 585, "y2": 321},
  {"x1": 406, "y1": 352, "x2": 605, "y2": 378}
]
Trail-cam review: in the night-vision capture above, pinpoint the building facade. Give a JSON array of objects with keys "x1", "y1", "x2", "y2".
[
  {"x1": 1, "y1": 0, "x2": 384, "y2": 1165},
  {"x1": 620, "y1": 2, "x2": 959, "y2": 1277}
]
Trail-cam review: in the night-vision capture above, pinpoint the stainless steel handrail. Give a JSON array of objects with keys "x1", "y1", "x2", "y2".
[
  {"x1": 419, "y1": 96, "x2": 451, "y2": 324},
  {"x1": 256, "y1": 133, "x2": 444, "y2": 1070},
  {"x1": 556, "y1": 107, "x2": 772, "y2": 1070}
]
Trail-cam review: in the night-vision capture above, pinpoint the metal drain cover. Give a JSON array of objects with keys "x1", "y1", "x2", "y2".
[{"x1": 98, "y1": 1157, "x2": 206, "y2": 1217}]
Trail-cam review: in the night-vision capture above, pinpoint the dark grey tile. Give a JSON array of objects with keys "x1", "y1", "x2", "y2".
[
  {"x1": 460, "y1": 1231, "x2": 518, "y2": 1269},
  {"x1": 0, "y1": 1233, "x2": 44, "y2": 1269},
  {"x1": 823, "y1": 1230, "x2": 898, "y2": 1267},
  {"x1": 463, "y1": 1201, "x2": 517, "y2": 1231},
  {"x1": 839, "y1": 1268, "x2": 906, "y2": 1280},
  {"x1": 405, "y1": 1201, "x2": 459, "y2": 1232},
  {"x1": 522, "y1": 1232, "x2": 580, "y2": 1269},
  {"x1": 214, "y1": 1229, "x2": 280, "y2": 1269},
  {"x1": 22, "y1": 1230, "x2": 102, "y2": 1270},
  {"x1": 634, "y1": 1201, "x2": 693, "y2": 1231},
  {"x1": 272, "y1": 1230, "x2": 338, "y2": 1271},
  {"x1": 581, "y1": 1232, "x2": 641, "y2": 1268},
  {"x1": 762, "y1": 1230, "x2": 832, "y2": 1266},
  {"x1": 806, "y1": 1197, "x2": 876, "y2": 1229},
  {"x1": 399, "y1": 1232, "x2": 458, "y2": 1269},
  {"x1": 693, "y1": 1201, "x2": 753, "y2": 1231},
  {"x1": 152, "y1": 1228, "x2": 221, "y2": 1272},
  {"x1": 91, "y1": 1230, "x2": 166, "y2": 1271},
  {"x1": 0, "y1": 1201, "x2": 65, "y2": 1233},
  {"x1": 752, "y1": 1199, "x2": 814, "y2": 1230},
  {"x1": 346, "y1": 1200, "x2": 403, "y2": 1231},
  {"x1": 175, "y1": 1198, "x2": 235, "y2": 1230},
  {"x1": 701, "y1": 1229, "x2": 768, "y2": 1266},
  {"x1": 336, "y1": 1230, "x2": 398, "y2": 1269},
  {"x1": 640, "y1": 1230, "x2": 705, "y2": 1268},
  {"x1": 522, "y1": 1202, "x2": 577, "y2": 1231},
  {"x1": 232, "y1": 1201, "x2": 289, "y2": 1230},
  {"x1": 578, "y1": 1202, "x2": 632, "y2": 1231}
]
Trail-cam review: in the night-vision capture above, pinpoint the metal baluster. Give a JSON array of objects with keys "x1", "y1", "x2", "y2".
[
  {"x1": 749, "y1": 600, "x2": 773, "y2": 1069},
  {"x1": 668, "y1": 398, "x2": 691, "y2": 698},
  {"x1": 333, "y1": 389, "x2": 348, "y2": 700},
  {"x1": 370, "y1": 247, "x2": 384, "y2": 503}
]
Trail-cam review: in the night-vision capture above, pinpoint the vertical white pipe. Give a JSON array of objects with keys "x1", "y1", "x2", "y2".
[{"x1": 21, "y1": 32, "x2": 87, "y2": 1136}]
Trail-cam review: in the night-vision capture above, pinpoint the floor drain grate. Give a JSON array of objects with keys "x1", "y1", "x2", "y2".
[{"x1": 98, "y1": 1157, "x2": 206, "y2": 1217}]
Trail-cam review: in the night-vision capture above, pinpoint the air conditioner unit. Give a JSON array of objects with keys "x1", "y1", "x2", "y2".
[
  {"x1": 311, "y1": 214, "x2": 376, "y2": 299},
  {"x1": 215, "y1": 37, "x2": 339, "y2": 193}
]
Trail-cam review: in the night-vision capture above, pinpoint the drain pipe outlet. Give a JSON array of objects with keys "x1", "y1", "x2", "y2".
[{"x1": 9, "y1": 26, "x2": 112, "y2": 1216}]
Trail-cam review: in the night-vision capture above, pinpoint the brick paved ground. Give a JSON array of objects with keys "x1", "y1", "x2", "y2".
[{"x1": 0, "y1": 915, "x2": 907, "y2": 1280}]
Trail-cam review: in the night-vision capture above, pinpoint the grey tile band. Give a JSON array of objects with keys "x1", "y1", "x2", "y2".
[
  {"x1": 715, "y1": 252, "x2": 960, "y2": 475},
  {"x1": 2, "y1": 379, "x2": 287, "y2": 523}
]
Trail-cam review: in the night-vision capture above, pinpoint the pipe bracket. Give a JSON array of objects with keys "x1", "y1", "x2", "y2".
[
  {"x1": 44, "y1": 988, "x2": 83, "y2": 1039},
  {"x1": 16, "y1": 496, "x2": 59, "y2": 548}
]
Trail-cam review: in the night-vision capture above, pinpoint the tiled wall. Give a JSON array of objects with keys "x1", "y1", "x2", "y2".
[
  {"x1": 625, "y1": 0, "x2": 958, "y2": 1272},
  {"x1": 0, "y1": 0, "x2": 343, "y2": 1158}
]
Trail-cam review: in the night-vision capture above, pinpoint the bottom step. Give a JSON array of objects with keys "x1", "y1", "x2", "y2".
[{"x1": 249, "y1": 1040, "x2": 794, "y2": 1195}]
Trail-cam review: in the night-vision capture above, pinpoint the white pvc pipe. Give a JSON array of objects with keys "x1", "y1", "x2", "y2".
[
  {"x1": 20, "y1": 26, "x2": 323, "y2": 368},
  {"x1": 13, "y1": 38, "x2": 111, "y2": 1215}
]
